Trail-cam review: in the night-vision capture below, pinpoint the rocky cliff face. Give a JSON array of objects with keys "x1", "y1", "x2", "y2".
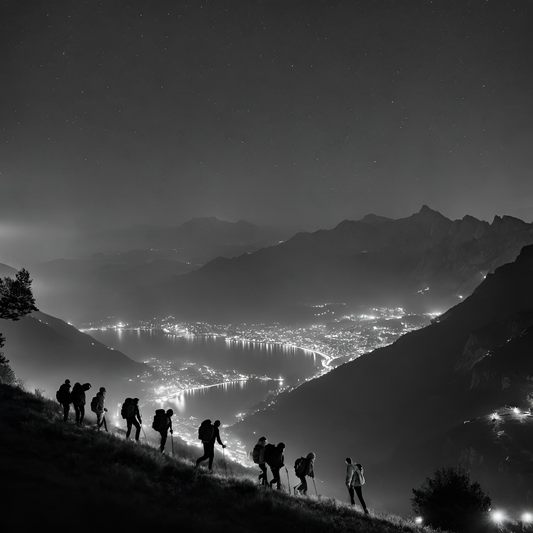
[{"x1": 412, "y1": 213, "x2": 533, "y2": 296}]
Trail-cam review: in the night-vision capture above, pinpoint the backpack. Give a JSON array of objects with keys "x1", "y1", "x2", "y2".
[
  {"x1": 71, "y1": 384, "x2": 83, "y2": 406},
  {"x1": 121, "y1": 399, "x2": 134, "y2": 419},
  {"x1": 151, "y1": 409, "x2": 167, "y2": 431},
  {"x1": 264, "y1": 444, "x2": 275, "y2": 466},
  {"x1": 198, "y1": 419, "x2": 215, "y2": 442},
  {"x1": 294, "y1": 457, "x2": 307, "y2": 477},
  {"x1": 90, "y1": 396, "x2": 99, "y2": 413},
  {"x1": 354, "y1": 467, "x2": 366, "y2": 486},
  {"x1": 56, "y1": 383, "x2": 70, "y2": 404},
  {"x1": 266, "y1": 446, "x2": 283, "y2": 469},
  {"x1": 252, "y1": 444, "x2": 263, "y2": 464}
]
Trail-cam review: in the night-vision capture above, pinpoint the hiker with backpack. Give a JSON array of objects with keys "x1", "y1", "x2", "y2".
[
  {"x1": 152, "y1": 408, "x2": 173, "y2": 453},
  {"x1": 56, "y1": 379, "x2": 72, "y2": 422},
  {"x1": 252, "y1": 436, "x2": 268, "y2": 486},
  {"x1": 122, "y1": 397, "x2": 142, "y2": 441},
  {"x1": 92, "y1": 387, "x2": 108, "y2": 432},
  {"x1": 195, "y1": 419, "x2": 226, "y2": 471},
  {"x1": 294, "y1": 452, "x2": 316, "y2": 495},
  {"x1": 71, "y1": 382, "x2": 91, "y2": 426},
  {"x1": 345, "y1": 458, "x2": 369, "y2": 515},
  {"x1": 267, "y1": 442, "x2": 286, "y2": 490}
]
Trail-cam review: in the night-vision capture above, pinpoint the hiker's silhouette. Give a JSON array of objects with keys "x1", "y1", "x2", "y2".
[
  {"x1": 346, "y1": 458, "x2": 369, "y2": 514},
  {"x1": 294, "y1": 452, "x2": 315, "y2": 495},
  {"x1": 56, "y1": 379, "x2": 71, "y2": 422},
  {"x1": 252, "y1": 436, "x2": 268, "y2": 485},
  {"x1": 71, "y1": 382, "x2": 91, "y2": 426},
  {"x1": 267, "y1": 442, "x2": 286, "y2": 490},
  {"x1": 196, "y1": 419, "x2": 226, "y2": 470}
]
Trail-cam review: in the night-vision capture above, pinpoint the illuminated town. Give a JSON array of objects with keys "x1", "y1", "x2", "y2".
[{"x1": 81, "y1": 305, "x2": 437, "y2": 462}]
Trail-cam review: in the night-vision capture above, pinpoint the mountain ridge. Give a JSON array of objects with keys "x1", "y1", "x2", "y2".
[{"x1": 150, "y1": 207, "x2": 533, "y2": 322}]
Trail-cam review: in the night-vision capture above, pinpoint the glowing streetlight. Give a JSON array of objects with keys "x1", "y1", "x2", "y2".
[{"x1": 491, "y1": 510, "x2": 505, "y2": 523}]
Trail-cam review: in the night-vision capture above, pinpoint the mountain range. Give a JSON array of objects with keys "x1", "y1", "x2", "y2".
[
  {"x1": 149, "y1": 206, "x2": 533, "y2": 323},
  {"x1": 24, "y1": 207, "x2": 533, "y2": 325},
  {"x1": 27, "y1": 216, "x2": 297, "y2": 324},
  {"x1": 229, "y1": 243, "x2": 533, "y2": 516}
]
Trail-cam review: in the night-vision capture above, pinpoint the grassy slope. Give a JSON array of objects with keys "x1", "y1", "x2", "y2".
[{"x1": 0, "y1": 384, "x2": 441, "y2": 533}]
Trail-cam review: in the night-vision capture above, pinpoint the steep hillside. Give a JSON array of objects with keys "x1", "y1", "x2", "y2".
[
  {"x1": 230, "y1": 245, "x2": 533, "y2": 516},
  {"x1": 0, "y1": 310, "x2": 149, "y2": 402},
  {"x1": 0, "y1": 383, "x2": 436, "y2": 532}
]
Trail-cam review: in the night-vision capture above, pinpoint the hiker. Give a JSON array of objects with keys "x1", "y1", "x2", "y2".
[
  {"x1": 267, "y1": 442, "x2": 286, "y2": 490},
  {"x1": 294, "y1": 452, "x2": 316, "y2": 495},
  {"x1": 71, "y1": 382, "x2": 91, "y2": 426},
  {"x1": 122, "y1": 397, "x2": 142, "y2": 441},
  {"x1": 195, "y1": 419, "x2": 226, "y2": 470},
  {"x1": 252, "y1": 436, "x2": 268, "y2": 485},
  {"x1": 153, "y1": 408, "x2": 173, "y2": 453},
  {"x1": 346, "y1": 458, "x2": 369, "y2": 515},
  {"x1": 93, "y1": 387, "x2": 108, "y2": 432},
  {"x1": 56, "y1": 379, "x2": 72, "y2": 422}
]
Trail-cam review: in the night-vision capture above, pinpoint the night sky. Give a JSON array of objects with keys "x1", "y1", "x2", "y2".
[{"x1": 2, "y1": 1, "x2": 533, "y2": 261}]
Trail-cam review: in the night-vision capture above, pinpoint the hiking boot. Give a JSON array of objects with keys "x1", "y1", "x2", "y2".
[{"x1": 364, "y1": 509, "x2": 370, "y2": 515}]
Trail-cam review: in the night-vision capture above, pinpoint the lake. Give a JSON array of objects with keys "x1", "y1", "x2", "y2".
[{"x1": 89, "y1": 328, "x2": 322, "y2": 446}]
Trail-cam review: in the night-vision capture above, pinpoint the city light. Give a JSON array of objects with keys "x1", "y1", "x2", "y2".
[
  {"x1": 414, "y1": 516, "x2": 423, "y2": 524},
  {"x1": 522, "y1": 512, "x2": 533, "y2": 523},
  {"x1": 491, "y1": 510, "x2": 505, "y2": 523}
]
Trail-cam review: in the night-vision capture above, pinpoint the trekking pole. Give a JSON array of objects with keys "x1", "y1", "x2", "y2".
[
  {"x1": 312, "y1": 478, "x2": 318, "y2": 497},
  {"x1": 285, "y1": 467, "x2": 291, "y2": 493},
  {"x1": 140, "y1": 411, "x2": 148, "y2": 441},
  {"x1": 171, "y1": 433, "x2": 174, "y2": 457},
  {"x1": 222, "y1": 447, "x2": 227, "y2": 476}
]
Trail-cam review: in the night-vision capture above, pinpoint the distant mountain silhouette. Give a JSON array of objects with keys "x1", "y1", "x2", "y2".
[
  {"x1": 151, "y1": 206, "x2": 533, "y2": 322},
  {"x1": 74, "y1": 217, "x2": 297, "y2": 260},
  {"x1": 30, "y1": 217, "x2": 298, "y2": 324},
  {"x1": 230, "y1": 244, "x2": 533, "y2": 515},
  {"x1": 0, "y1": 310, "x2": 149, "y2": 400}
]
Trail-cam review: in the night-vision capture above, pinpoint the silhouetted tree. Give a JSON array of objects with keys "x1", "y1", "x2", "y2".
[
  {"x1": 0, "y1": 269, "x2": 38, "y2": 384},
  {"x1": 412, "y1": 466, "x2": 492, "y2": 533}
]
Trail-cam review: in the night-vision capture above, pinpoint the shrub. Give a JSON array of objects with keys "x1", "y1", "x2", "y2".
[{"x1": 411, "y1": 466, "x2": 491, "y2": 533}]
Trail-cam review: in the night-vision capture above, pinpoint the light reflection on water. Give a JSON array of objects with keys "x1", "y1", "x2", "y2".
[
  {"x1": 90, "y1": 328, "x2": 320, "y2": 382},
  {"x1": 90, "y1": 328, "x2": 318, "y2": 438}
]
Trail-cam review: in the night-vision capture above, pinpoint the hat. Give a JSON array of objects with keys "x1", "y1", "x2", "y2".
[{"x1": 99, "y1": 387, "x2": 106, "y2": 393}]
